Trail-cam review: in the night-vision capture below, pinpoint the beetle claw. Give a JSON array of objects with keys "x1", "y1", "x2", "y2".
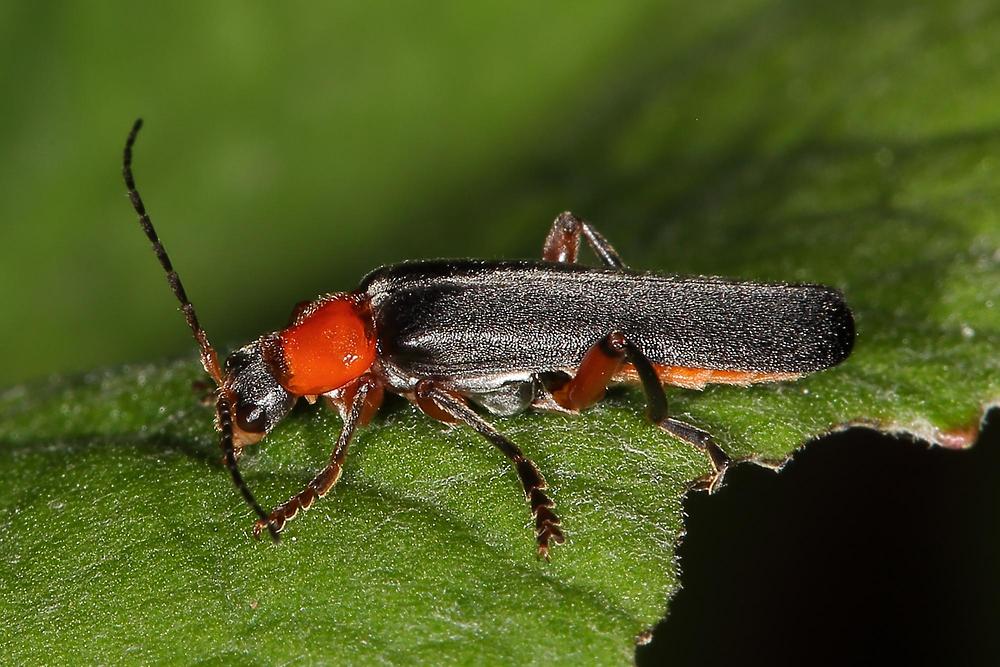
[
  {"x1": 692, "y1": 464, "x2": 729, "y2": 494},
  {"x1": 253, "y1": 518, "x2": 282, "y2": 543},
  {"x1": 536, "y1": 521, "x2": 565, "y2": 561}
]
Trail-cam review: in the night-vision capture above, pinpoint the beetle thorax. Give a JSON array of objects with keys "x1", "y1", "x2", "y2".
[{"x1": 274, "y1": 293, "x2": 377, "y2": 396}]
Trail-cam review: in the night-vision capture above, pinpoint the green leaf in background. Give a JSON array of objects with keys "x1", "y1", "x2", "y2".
[{"x1": 1, "y1": 1, "x2": 998, "y2": 665}]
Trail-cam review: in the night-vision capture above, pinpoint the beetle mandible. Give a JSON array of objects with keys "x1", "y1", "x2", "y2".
[{"x1": 122, "y1": 119, "x2": 854, "y2": 558}]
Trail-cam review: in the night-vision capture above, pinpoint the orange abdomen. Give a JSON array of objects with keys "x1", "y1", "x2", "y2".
[
  {"x1": 618, "y1": 365, "x2": 801, "y2": 390},
  {"x1": 277, "y1": 295, "x2": 376, "y2": 396}
]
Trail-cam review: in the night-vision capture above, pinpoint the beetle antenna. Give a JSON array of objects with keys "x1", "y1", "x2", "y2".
[
  {"x1": 123, "y1": 118, "x2": 223, "y2": 385},
  {"x1": 218, "y1": 392, "x2": 280, "y2": 542}
]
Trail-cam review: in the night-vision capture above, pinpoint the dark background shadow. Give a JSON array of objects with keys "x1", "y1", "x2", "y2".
[{"x1": 639, "y1": 410, "x2": 1000, "y2": 666}]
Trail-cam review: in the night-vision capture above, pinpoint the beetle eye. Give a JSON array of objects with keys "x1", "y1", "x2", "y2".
[{"x1": 235, "y1": 403, "x2": 267, "y2": 434}]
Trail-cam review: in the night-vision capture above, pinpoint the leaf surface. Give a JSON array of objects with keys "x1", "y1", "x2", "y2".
[{"x1": 1, "y1": 1, "x2": 998, "y2": 664}]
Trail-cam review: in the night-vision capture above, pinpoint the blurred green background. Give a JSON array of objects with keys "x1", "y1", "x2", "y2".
[
  {"x1": 3, "y1": 0, "x2": 997, "y2": 389},
  {"x1": 1, "y1": 2, "x2": 684, "y2": 385},
  {"x1": 2, "y1": 1, "x2": 998, "y2": 665}
]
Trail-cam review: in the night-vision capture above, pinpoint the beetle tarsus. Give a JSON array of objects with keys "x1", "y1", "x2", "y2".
[
  {"x1": 657, "y1": 417, "x2": 730, "y2": 493},
  {"x1": 534, "y1": 505, "x2": 565, "y2": 560},
  {"x1": 258, "y1": 488, "x2": 314, "y2": 536},
  {"x1": 516, "y1": 458, "x2": 565, "y2": 559}
]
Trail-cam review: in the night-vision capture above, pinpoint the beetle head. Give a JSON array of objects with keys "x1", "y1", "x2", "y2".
[{"x1": 222, "y1": 340, "x2": 297, "y2": 447}]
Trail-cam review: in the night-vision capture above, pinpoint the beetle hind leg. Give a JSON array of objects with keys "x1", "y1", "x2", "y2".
[
  {"x1": 621, "y1": 340, "x2": 731, "y2": 492},
  {"x1": 548, "y1": 331, "x2": 731, "y2": 492}
]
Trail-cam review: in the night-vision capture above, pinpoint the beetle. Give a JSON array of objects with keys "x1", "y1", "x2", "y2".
[{"x1": 122, "y1": 119, "x2": 854, "y2": 558}]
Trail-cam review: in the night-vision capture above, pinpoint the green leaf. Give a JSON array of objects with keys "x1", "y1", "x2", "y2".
[{"x1": 2, "y1": 2, "x2": 998, "y2": 665}]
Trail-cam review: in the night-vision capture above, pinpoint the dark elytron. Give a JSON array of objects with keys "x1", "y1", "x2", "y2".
[{"x1": 365, "y1": 260, "x2": 853, "y2": 381}]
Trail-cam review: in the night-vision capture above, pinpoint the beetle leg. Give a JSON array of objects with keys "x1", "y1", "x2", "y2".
[
  {"x1": 550, "y1": 332, "x2": 730, "y2": 492},
  {"x1": 415, "y1": 381, "x2": 565, "y2": 560},
  {"x1": 324, "y1": 378, "x2": 385, "y2": 427},
  {"x1": 550, "y1": 332, "x2": 628, "y2": 410},
  {"x1": 542, "y1": 211, "x2": 626, "y2": 269},
  {"x1": 619, "y1": 339, "x2": 731, "y2": 493},
  {"x1": 253, "y1": 375, "x2": 382, "y2": 538}
]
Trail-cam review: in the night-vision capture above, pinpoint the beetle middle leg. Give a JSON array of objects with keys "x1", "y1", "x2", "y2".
[
  {"x1": 542, "y1": 211, "x2": 626, "y2": 269},
  {"x1": 252, "y1": 375, "x2": 383, "y2": 538},
  {"x1": 549, "y1": 332, "x2": 731, "y2": 492},
  {"x1": 414, "y1": 381, "x2": 565, "y2": 559}
]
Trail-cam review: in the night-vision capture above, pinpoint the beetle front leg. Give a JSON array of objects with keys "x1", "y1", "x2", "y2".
[
  {"x1": 414, "y1": 381, "x2": 565, "y2": 560},
  {"x1": 549, "y1": 332, "x2": 731, "y2": 492},
  {"x1": 542, "y1": 211, "x2": 626, "y2": 269},
  {"x1": 253, "y1": 376, "x2": 383, "y2": 538}
]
